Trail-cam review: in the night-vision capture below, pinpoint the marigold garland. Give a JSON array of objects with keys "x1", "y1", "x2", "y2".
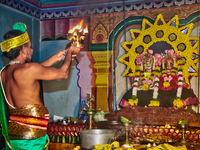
[
  {"x1": 119, "y1": 14, "x2": 199, "y2": 91},
  {"x1": 171, "y1": 67, "x2": 176, "y2": 76},
  {"x1": 162, "y1": 69, "x2": 170, "y2": 88},
  {"x1": 128, "y1": 98, "x2": 138, "y2": 106},
  {"x1": 173, "y1": 98, "x2": 184, "y2": 108},
  {"x1": 173, "y1": 64, "x2": 184, "y2": 108},
  {"x1": 131, "y1": 65, "x2": 141, "y2": 101},
  {"x1": 118, "y1": 14, "x2": 199, "y2": 109},
  {"x1": 141, "y1": 71, "x2": 154, "y2": 90},
  {"x1": 163, "y1": 81, "x2": 170, "y2": 88},
  {"x1": 142, "y1": 84, "x2": 149, "y2": 91},
  {"x1": 149, "y1": 99, "x2": 160, "y2": 106},
  {"x1": 150, "y1": 53, "x2": 161, "y2": 107}
]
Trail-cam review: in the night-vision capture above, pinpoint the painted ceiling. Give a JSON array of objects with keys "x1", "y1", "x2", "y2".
[
  {"x1": 23, "y1": 0, "x2": 149, "y2": 7},
  {"x1": 1, "y1": 0, "x2": 198, "y2": 20}
]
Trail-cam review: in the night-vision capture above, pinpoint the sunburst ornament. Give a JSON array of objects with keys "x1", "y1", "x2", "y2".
[{"x1": 119, "y1": 14, "x2": 199, "y2": 88}]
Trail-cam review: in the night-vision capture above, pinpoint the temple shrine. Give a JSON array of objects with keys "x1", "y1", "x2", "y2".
[{"x1": 1, "y1": 0, "x2": 200, "y2": 150}]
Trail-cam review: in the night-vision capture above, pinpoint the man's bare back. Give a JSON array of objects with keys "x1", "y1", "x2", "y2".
[
  {"x1": 1, "y1": 63, "x2": 44, "y2": 109},
  {"x1": 1, "y1": 40, "x2": 80, "y2": 110}
]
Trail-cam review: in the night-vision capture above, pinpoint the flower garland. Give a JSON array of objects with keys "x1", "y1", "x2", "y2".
[
  {"x1": 141, "y1": 49, "x2": 155, "y2": 91},
  {"x1": 119, "y1": 14, "x2": 199, "y2": 93},
  {"x1": 118, "y1": 14, "x2": 199, "y2": 109},
  {"x1": 173, "y1": 64, "x2": 184, "y2": 108},
  {"x1": 128, "y1": 95, "x2": 138, "y2": 106},
  {"x1": 148, "y1": 54, "x2": 161, "y2": 107},
  {"x1": 162, "y1": 49, "x2": 176, "y2": 88},
  {"x1": 162, "y1": 69, "x2": 170, "y2": 88},
  {"x1": 148, "y1": 66, "x2": 161, "y2": 106},
  {"x1": 171, "y1": 67, "x2": 176, "y2": 76},
  {"x1": 129, "y1": 64, "x2": 141, "y2": 106},
  {"x1": 141, "y1": 71, "x2": 154, "y2": 91},
  {"x1": 130, "y1": 50, "x2": 157, "y2": 106}
]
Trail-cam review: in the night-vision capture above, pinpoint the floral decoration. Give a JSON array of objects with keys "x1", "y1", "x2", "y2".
[
  {"x1": 173, "y1": 64, "x2": 184, "y2": 108},
  {"x1": 131, "y1": 65, "x2": 141, "y2": 102},
  {"x1": 142, "y1": 84, "x2": 149, "y2": 91},
  {"x1": 128, "y1": 97, "x2": 138, "y2": 106},
  {"x1": 148, "y1": 99, "x2": 160, "y2": 106},
  {"x1": 119, "y1": 14, "x2": 199, "y2": 89},
  {"x1": 118, "y1": 13, "x2": 199, "y2": 108},
  {"x1": 173, "y1": 98, "x2": 184, "y2": 108},
  {"x1": 149, "y1": 54, "x2": 161, "y2": 107}
]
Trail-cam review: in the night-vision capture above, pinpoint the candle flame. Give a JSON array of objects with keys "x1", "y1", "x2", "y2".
[{"x1": 68, "y1": 20, "x2": 83, "y2": 33}]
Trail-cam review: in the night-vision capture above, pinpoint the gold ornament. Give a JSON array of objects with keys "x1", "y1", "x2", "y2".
[{"x1": 1, "y1": 32, "x2": 29, "y2": 52}]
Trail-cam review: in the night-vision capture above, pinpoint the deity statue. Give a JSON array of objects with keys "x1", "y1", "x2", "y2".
[
  {"x1": 159, "y1": 49, "x2": 188, "y2": 91},
  {"x1": 139, "y1": 49, "x2": 155, "y2": 88},
  {"x1": 119, "y1": 48, "x2": 198, "y2": 109}
]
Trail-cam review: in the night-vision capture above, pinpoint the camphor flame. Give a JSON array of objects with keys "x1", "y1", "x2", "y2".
[
  {"x1": 68, "y1": 20, "x2": 83, "y2": 33},
  {"x1": 83, "y1": 26, "x2": 88, "y2": 34},
  {"x1": 67, "y1": 20, "x2": 88, "y2": 48}
]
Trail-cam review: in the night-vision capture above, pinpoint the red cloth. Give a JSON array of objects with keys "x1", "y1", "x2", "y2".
[
  {"x1": 47, "y1": 122, "x2": 98, "y2": 136},
  {"x1": 159, "y1": 74, "x2": 188, "y2": 90}
]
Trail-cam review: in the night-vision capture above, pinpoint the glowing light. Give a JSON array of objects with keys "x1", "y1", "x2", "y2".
[
  {"x1": 68, "y1": 20, "x2": 83, "y2": 33},
  {"x1": 83, "y1": 26, "x2": 88, "y2": 34}
]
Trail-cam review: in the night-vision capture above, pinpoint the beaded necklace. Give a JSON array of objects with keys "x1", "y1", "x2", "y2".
[{"x1": 9, "y1": 61, "x2": 23, "y2": 65}]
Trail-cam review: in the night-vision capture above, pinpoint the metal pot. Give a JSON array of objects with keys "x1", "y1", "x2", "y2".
[
  {"x1": 80, "y1": 129, "x2": 115, "y2": 149},
  {"x1": 97, "y1": 120, "x2": 125, "y2": 142}
]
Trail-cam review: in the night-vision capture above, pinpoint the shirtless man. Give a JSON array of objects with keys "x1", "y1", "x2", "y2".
[{"x1": 0, "y1": 22, "x2": 80, "y2": 149}]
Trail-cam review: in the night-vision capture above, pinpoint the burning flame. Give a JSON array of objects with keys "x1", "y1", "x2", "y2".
[
  {"x1": 83, "y1": 26, "x2": 88, "y2": 34},
  {"x1": 73, "y1": 32, "x2": 77, "y2": 36},
  {"x1": 68, "y1": 20, "x2": 83, "y2": 33}
]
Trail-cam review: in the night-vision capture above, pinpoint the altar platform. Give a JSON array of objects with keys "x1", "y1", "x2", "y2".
[
  {"x1": 48, "y1": 142, "x2": 200, "y2": 150},
  {"x1": 47, "y1": 121, "x2": 200, "y2": 149},
  {"x1": 47, "y1": 122, "x2": 99, "y2": 144}
]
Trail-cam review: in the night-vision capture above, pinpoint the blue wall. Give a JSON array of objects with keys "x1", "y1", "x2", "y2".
[{"x1": 41, "y1": 40, "x2": 80, "y2": 118}]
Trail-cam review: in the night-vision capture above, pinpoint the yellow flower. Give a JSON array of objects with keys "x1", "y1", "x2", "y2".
[
  {"x1": 178, "y1": 120, "x2": 182, "y2": 124},
  {"x1": 155, "y1": 66, "x2": 160, "y2": 70},
  {"x1": 173, "y1": 98, "x2": 184, "y2": 108},
  {"x1": 136, "y1": 65, "x2": 141, "y2": 70},
  {"x1": 135, "y1": 71, "x2": 140, "y2": 76},
  {"x1": 155, "y1": 72, "x2": 161, "y2": 76},
  {"x1": 148, "y1": 100, "x2": 160, "y2": 106},
  {"x1": 163, "y1": 81, "x2": 170, "y2": 88},
  {"x1": 128, "y1": 98, "x2": 138, "y2": 106},
  {"x1": 177, "y1": 65, "x2": 184, "y2": 70},
  {"x1": 119, "y1": 14, "x2": 199, "y2": 92},
  {"x1": 142, "y1": 84, "x2": 149, "y2": 91}
]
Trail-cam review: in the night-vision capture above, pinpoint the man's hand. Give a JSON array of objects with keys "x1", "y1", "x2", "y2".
[
  {"x1": 60, "y1": 42, "x2": 80, "y2": 61},
  {"x1": 57, "y1": 50, "x2": 66, "y2": 61},
  {"x1": 69, "y1": 42, "x2": 81, "y2": 55},
  {"x1": 60, "y1": 51, "x2": 78, "y2": 61},
  {"x1": 58, "y1": 50, "x2": 76, "y2": 61}
]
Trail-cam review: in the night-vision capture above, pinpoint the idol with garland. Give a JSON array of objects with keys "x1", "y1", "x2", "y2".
[
  {"x1": 119, "y1": 48, "x2": 198, "y2": 110},
  {"x1": 105, "y1": 14, "x2": 200, "y2": 137}
]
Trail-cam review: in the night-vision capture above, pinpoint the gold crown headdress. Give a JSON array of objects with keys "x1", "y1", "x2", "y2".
[{"x1": 0, "y1": 22, "x2": 30, "y2": 52}]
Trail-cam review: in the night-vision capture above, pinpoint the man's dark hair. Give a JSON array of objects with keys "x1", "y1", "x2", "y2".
[{"x1": 3, "y1": 30, "x2": 28, "y2": 60}]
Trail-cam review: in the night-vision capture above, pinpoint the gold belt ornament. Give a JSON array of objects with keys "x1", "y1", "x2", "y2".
[{"x1": 8, "y1": 104, "x2": 49, "y2": 140}]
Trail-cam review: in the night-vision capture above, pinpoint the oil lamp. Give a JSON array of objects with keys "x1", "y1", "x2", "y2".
[
  {"x1": 177, "y1": 119, "x2": 188, "y2": 145},
  {"x1": 66, "y1": 20, "x2": 88, "y2": 49},
  {"x1": 83, "y1": 94, "x2": 99, "y2": 129}
]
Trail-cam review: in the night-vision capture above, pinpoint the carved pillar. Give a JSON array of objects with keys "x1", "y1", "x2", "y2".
[{"x1": 92, "y1": 51, "x2": 112, "y2": 112}]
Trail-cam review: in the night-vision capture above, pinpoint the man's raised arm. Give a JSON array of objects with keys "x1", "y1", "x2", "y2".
[
  {"x1": 40, "y1": 50, "x2": 66, "y2": 67},
  {"x1": 40, "y1": 43, "x2": 79, "y2": 67}
]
